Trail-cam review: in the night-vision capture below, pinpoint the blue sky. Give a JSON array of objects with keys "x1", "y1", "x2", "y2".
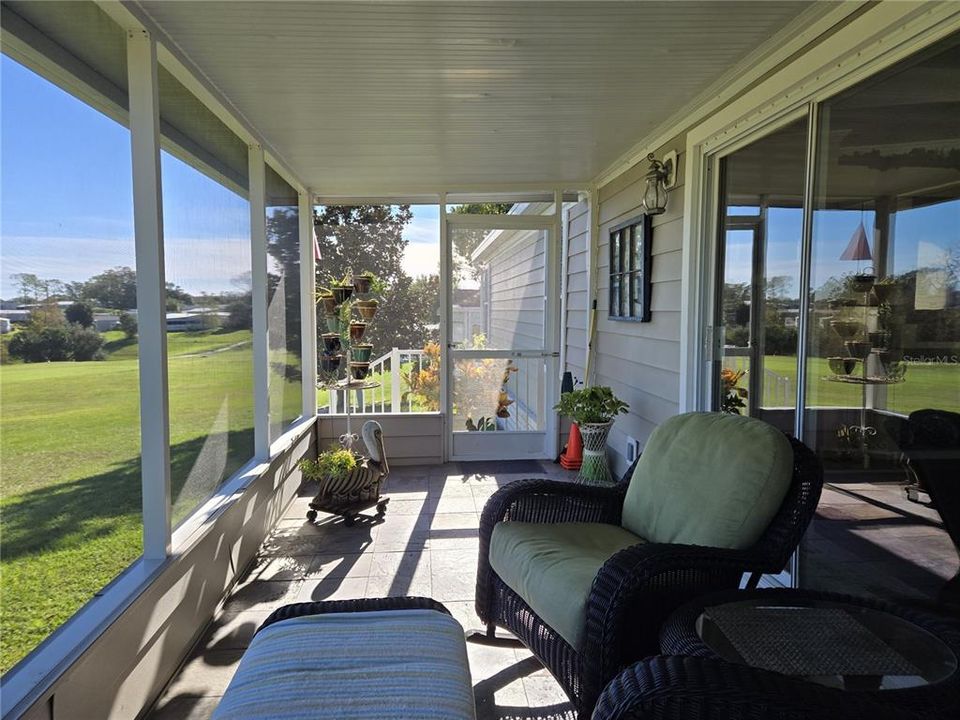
[
  {"x1": 2, "y1": 53, "x2": 955, "y2": 302},
  {"x1": 0, "y1": 55, "x2": 440, "y2": 298}
]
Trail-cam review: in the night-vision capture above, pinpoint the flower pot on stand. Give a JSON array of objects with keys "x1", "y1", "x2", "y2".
[
  {"x1": 355, "y1": 299, "x2": 379, "y2": 320},
  {"x1": 320, "y1": 295, "x2": 338, "y2": 314},
  {"x1": 331, "y1": 284, "x2": 354, "y2": 305},
  {"x1": 349, "y1": 321, "x2": 367, "y2": 343},
  {"x1": 577, "y1": 421, "x2": 614, "y2": 485},
  {"x1": 353, "y1": 274, "x2": 373, "y2": 294}
]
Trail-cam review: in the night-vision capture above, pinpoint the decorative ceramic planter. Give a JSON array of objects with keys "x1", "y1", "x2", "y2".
[
  {"x1": 830, "y1": 320, "x2": 860, "y2": 340},
  {"x1": 352, "y1": 343, "x2": 373, "y2": 362},
  {"x1": 577, "y1": 420, "x2": 614, "y2": 485},
  {"x1": 332, "y1": 284, "x2": 354, "y2": 305},
  {"x1": 355, "y1": 300, "x2": 379, "y2": 320},
  {"x1": 353, "y1": 275, "x2": 372, "y2": 294},
  {"x1": 850, "y1": 272, "x2": 876, "y2": 293},
  {"x1": 868, "y1": 330, "x2": 890, "y2": 350},
  {"x1": 349, "y1": 321, "x2": 367, "y2": 343},
  {"x1": 349, "y1": 361, "x2": 370, "y2": 381},
  {"x1": 324, "y1": 314, "x2": 339, "y2": 333},
  {"x1": 845, "y1": 340, "x2": 871, "y2": 359},
  {"x1": 319, "y1": 353, "x2": 341, "y2": 373},
  {"x1": 320, "y1": 295, "x2": 338, "y2": 314},
  {"x1": 321, "y1": 333, "x2": 342, "y2": 353},
  {"x1": 828, "y1": 356, "x2": 859, "y2": 375}
]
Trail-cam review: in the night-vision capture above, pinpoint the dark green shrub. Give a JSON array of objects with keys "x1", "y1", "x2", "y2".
[
  {"x1": 65, "y1": 301, "x2": 95, "y2": 328},
  {"x1": 68, "y1": 325, "x2": 104, "y2": 361}
]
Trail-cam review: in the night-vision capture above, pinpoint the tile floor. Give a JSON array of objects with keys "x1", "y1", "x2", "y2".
[
  {"x1": 803, "y1": 478, "x2": 957, "y2": 606},
  {"x1": 147, "y1": 461, "x2": 579, "y2": 720},
  {"x1": 146, "y1": 464, "x2": 958, "y2": 720}
]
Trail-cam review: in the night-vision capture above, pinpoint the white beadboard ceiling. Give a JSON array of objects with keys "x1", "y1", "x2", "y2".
[{"x1": 136, "y1": 1, "x2": 814, "y2": 194}]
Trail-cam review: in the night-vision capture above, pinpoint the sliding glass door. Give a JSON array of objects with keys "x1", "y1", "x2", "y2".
[{"x1": 705, "y1": 33, "x2": 960, "y2": 603}]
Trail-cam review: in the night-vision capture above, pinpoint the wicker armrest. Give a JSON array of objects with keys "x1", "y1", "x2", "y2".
[
  {"x1": 256, "y1": 596, "x2": 450, "y2": 635},
  {"x1": 582, "y1": 543, "x2": 756, "y2": 697},
  {"x1": 593, "y1": 655, "x2": 922, "y2": 720},
  {"x1": 479, "y1": 478, "x2": 627, "y2": 530}
]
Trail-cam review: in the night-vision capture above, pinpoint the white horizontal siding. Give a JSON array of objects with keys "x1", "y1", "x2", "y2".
[{"x1": 317, "y1": 414, "x2": 443, "y2": 466}]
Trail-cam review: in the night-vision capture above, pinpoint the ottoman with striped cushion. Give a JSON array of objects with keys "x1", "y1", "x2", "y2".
[{"x1": 211, "y1": 598, "x2": 475, "y2": 720}]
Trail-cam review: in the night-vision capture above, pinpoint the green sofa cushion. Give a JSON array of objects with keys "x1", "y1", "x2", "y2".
[
  {"x1": 621, "y1": 412, "x2": 793, "y2": 549},
  {"x1": 489, "y1": 521, "x2": 643, "y2": 650}
]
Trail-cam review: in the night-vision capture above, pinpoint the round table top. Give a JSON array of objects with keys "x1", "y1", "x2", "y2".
[{"x1": 662, "y1": 589, "x2": 959, "y2": 692}]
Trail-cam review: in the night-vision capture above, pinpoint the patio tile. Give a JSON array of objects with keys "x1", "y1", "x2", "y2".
[
  {"x1": 241, "y1": 555, "x2": 313, "y2": 582},
  {"x1": 468, "y1": 644, "x2": 529, "y2": 707},
  {"x1": 161, "y1": 649, "x2": 244, "y2": 698},
  {"x1": 296, "y1": 576, "x2": 368, "y2": 602},
  {"x1": 148, "y1": 696, "x2": 222, "y2": 720},
  {"x1": 368, "y1": 550, "x2": 432, "y2": 577},
  {"x1": 306, "y1": 552, "x2": 372, "y2": 579},
  {"x1": 433, "y1": 495, "x2": 481, "y2": 514},
  {"x1": 200, "y1": 611, "x2": 263, "y2": 651},
  {"x1": 373, "y1": 531, "x2": 432, "y2": 553},
  {"x1": 365, "y1": 571, "x2": 432, "y2": 598},
  {"x1": 219, "y1": 580, "x2": 300, "y2": 614},
  {"x1": 432, "y1": 549, "x2": 478, "y2": 602},
  {"x1": 430, "y1": 511, "x2": 480, "y2": 531}
]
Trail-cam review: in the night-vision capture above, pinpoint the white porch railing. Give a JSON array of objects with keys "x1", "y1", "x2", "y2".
[{"x1": 322, "y1": 348, "x2": 429, "y2": 414}]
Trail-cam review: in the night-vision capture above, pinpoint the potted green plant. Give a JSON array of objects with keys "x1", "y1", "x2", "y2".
[
  {"x1": 554, "y1": 386, "x2": 628, "y2": 484},
  {"x1": 331, "y1": 273, "x2": 354, "y2": 304},
  {"x1": 317, "y1": 288, "x2": 338, "y2": 314},
  {"x1": 299, "y1": 447, "x2": 357, "y2": 493}
]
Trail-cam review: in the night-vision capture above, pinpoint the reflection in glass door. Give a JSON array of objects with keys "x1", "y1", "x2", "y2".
[
  {"x1": 445, "y1": 219, "x2": 559, "y2": 460},
  {"x1": 713, "y1": 117, "x2": 808, "y2": 437}
]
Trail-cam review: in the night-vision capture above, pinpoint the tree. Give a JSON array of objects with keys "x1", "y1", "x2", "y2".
[
  {"x1": 78, "y1": 267, "x2": 138, "y2": 309},
  {"x1": 266, "y1": 208, "x2": 304, "y2": 351},
  {"x1": 165, "y1": 282, "x2": 193, "y2": 311},
  {"x1": 315, "y1": 205, "x2": 435, "y2": 351},
  {"x1": 448, "y1": 203, "x2": 512, "y2": 282},
  {"x1": 118, "y1": 311, "x2": 138, "y2": 339},
  {"x1": 10, "y1": 273, "x2": 66, "y2": 304},
  {"x1": 65, "y1": 301, "x2": 95, "y2": 328},
  {"x1": 67, "y1": 325, "x2": 104, "y2": 361}
]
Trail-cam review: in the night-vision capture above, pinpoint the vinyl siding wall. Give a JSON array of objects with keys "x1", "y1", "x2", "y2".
[{"x1": 591, "y1": 134, "x2": 687, "y2": 477}]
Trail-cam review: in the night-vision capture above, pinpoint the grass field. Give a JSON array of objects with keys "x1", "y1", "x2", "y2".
[
  {"x1": 0, "y1": 328, "x2": 301, "y2": 673},
  {"x1": 753, "y1": 355, "x2": 959, "y2": 414}
]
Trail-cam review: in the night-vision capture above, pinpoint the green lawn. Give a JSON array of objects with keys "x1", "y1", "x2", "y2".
[
  {"x1": 744, "y1": 355, "x2": 959, "y2": 414},
  {"x1": 0, "y1": 329, "x2": 301, "y2": 672}
]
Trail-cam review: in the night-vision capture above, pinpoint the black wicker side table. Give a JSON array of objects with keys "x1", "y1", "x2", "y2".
[{"x1": 660, "y1": 588, "x2": 960, "y2": 717}]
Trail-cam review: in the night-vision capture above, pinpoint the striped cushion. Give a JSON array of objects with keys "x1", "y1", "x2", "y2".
[{"x1": 211, "y1": 609, "x2": 476, "y2": 720}]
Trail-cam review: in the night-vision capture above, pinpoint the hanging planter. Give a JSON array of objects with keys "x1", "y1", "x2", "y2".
[
  {"x1": 355, "y1": 299, "x2": 379, "y2": 320},
  {"x1": 830, "y1": 320, "x2": 861, "y2": 340},
  {"x1": 324, "y1": 313, "x2": 339, "y2": 333},
  {"x1": 349, "y1": 321, "x2": 367, "y2": 343}
]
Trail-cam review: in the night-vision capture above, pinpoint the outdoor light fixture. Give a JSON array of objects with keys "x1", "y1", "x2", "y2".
[{"x1": 641, "y1": 150, "x2": 677, "y2": 215}]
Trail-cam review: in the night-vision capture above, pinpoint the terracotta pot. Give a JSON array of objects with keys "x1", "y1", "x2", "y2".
[
  {"x1": 352, "y1": 343, "x2": 373, "y2": 362},
  {"x1": 349, "y1": 321, "x2": 367, "y2": 343},
  {"x1": 321, "y1": 333, "x2": 341, "y2": 353},
  {"x1": 349, "y1": 361, "x2": 370, "y2": 381}
]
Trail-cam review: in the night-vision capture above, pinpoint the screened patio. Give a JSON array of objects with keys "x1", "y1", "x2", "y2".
[{"x1": 1, "y1": 2, "x2": 959, "y2": 720}]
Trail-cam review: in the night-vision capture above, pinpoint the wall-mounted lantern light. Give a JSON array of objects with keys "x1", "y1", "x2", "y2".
[{"x1": 641, "y1": 150, "x2": 678, "y2": 215}]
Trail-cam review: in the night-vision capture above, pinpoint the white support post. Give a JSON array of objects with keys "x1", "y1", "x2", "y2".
[
  {"x1": 391, "y1": 347, "x2": 401, "y2": 412},
  {"x1": 249, "y1": 144, "x2": 270, "y2": 459},
  {"x1": 127, "y1": 29, "x2": 171, "y2": 561},
  {"x1": 300, "y1": 190, "x2": 317, "y2": 418},
  {"x1": 439, "y1": 194, "x2": 450, "y2": 460}
]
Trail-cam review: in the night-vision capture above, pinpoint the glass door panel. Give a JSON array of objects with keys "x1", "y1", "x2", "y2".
[
  {"x1": 799, "y1": 36, "x2": 960, "y2": 605},
  {"x1": 714, "y1": 117, "x2": 808, "y2": 437}
]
